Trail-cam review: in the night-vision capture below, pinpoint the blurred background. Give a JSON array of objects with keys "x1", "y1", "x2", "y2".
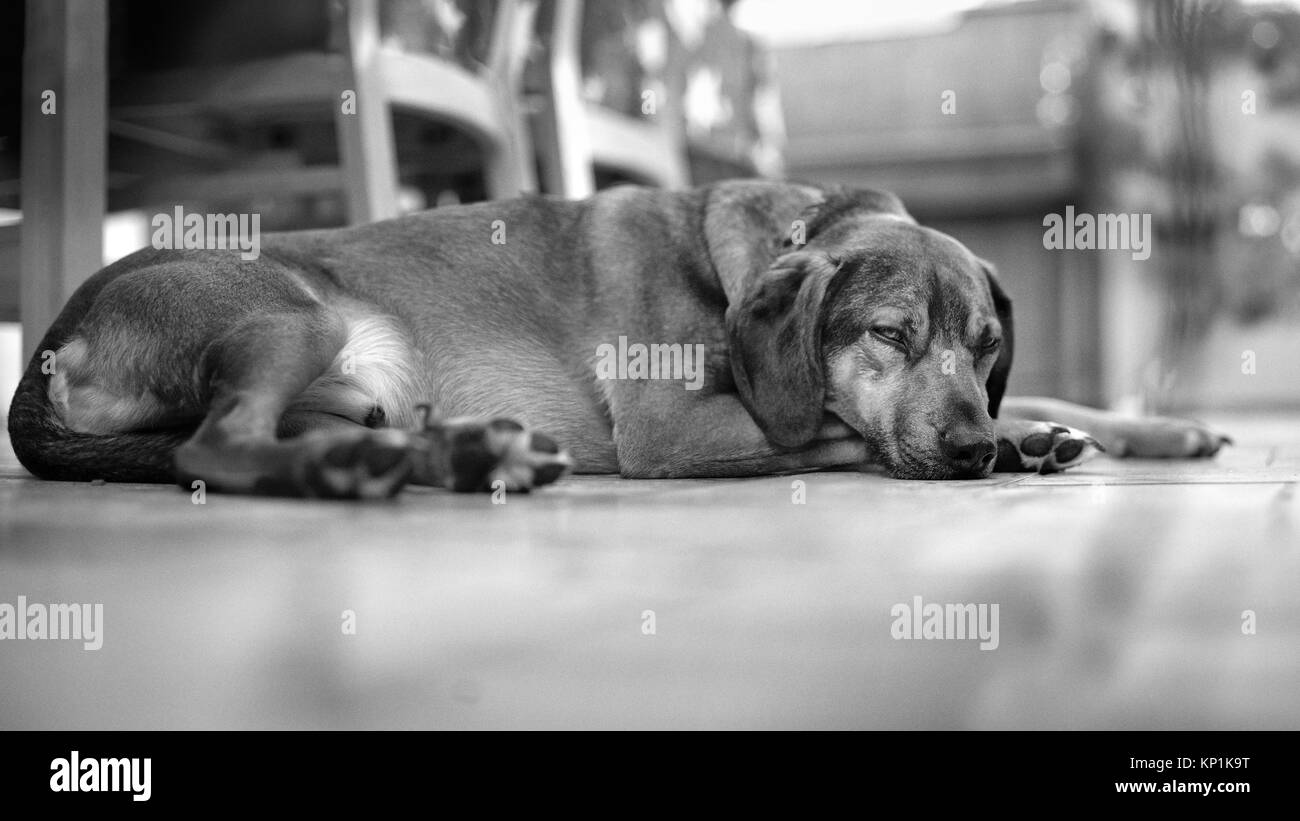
[
  {"x1": 2, "y1": 0, "x2": 1299, "y2": 422},
  {"x1": 2, "y1": 0, "x2": 1299, "y2": 735}
]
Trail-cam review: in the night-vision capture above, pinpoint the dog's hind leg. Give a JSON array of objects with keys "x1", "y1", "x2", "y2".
[
  {"x1": 177, "y1": 317, "x2": 573, "y2": 496},
  {"x1": 174, "y1": 310, "x2": 414, "y2": 498}
]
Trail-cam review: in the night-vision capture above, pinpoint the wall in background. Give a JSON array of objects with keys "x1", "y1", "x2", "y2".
[{"x1": 773, "y1": 0, "x2": 1093, "y2": 403}]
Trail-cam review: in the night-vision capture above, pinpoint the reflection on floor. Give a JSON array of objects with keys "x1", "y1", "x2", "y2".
[{"x1": 1, "y1": 414, "x2": 1297, "y2": 729}]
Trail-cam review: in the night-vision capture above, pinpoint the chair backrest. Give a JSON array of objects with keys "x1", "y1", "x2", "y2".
[
  {"x1": 535, "y1": 0, "x2": 689, "y2": 199},
  {"x1": 337, "y1": 0, "x2": 540, "y2": 222}
]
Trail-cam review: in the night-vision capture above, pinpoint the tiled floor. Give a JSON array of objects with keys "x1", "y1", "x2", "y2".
[{"x1": 1, "y1": 413, "x2": 1297, "y2": 729}]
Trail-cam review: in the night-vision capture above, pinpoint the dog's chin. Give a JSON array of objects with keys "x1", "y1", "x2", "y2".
[
  {"x1": 891, "y1": 465, "x2": 993, "y2": 480},
  {"x1": 880, "y1": 438, "x2": 993, "y2": 480},
  {"x1": 886, "y1": 461, "x2": 964, "y2": 480}
]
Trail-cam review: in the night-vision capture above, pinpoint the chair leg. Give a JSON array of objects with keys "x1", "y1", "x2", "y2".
[
  {"x1": 485, "y1": 0, "x2": 540, "y2": 199},
  {"x1": 536, "y1": 0, "x2": 597, "y2": 198},
  {"x1": 336, "y1": 0, "x2": 400, "y2": 224},
  {"x1": 20, "y1": 0, "x2": 107, "y2": 361}
]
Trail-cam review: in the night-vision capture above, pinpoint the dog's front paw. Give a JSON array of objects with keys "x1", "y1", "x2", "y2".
[
  {"x1": 292, "y1": 429, "x2": 415, "y2": 499},
  {"x1": 995, "y1": 419, "x2": 1104, "y2": 474},
  {"x1": 413, "y1": 415, "x2": 573, "y2": 492},
  {"x1": 1105, "y1": 416, "x2": 1232, "y2": 458}
]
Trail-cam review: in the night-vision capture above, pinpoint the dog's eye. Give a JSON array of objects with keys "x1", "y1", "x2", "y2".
[
  {"x1": 871, "y1": 327, "x2": 906, "y2": 347},
  {"x1": 981, "y1": 337, "x2": 1002, "y2": 354}
]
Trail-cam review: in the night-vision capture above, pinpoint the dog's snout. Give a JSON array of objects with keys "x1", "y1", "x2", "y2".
[{"x1": 939, "y1": 426, "x2": 996, "y2": 476}]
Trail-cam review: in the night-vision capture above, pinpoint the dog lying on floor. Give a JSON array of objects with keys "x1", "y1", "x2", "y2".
[{"x1": 7, "y1": 180, "x2": 1230, "y2": 497}]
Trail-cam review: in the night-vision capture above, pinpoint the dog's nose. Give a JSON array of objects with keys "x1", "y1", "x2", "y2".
[{"x1": 939, "y1": 427, "x2": 996, "y2": 476}]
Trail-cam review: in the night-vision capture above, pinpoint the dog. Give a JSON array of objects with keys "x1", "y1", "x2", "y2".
[{"x1": 7, "y1": 180, "x2": 1231, "y2": 497}]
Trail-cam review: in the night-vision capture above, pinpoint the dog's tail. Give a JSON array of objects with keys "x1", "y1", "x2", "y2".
[{"x1": 7, "y1": 331, "x2": 188, "y2": 484}]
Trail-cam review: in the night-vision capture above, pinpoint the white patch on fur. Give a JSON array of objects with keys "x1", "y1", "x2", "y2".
[
  {"x1": 48, "y1": 337, "x2": 171, "y2": 433},
  {"x1": 288, "y1": 311, "x2": 428, "y2": 429}
]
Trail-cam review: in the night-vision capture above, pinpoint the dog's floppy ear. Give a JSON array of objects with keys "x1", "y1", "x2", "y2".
[
  {"x1": 726, "y1": 251, "x2": 846, "y2": 448},
  {"x1": 981, "y1": 261, "x2": 1014, "y2": 418}
]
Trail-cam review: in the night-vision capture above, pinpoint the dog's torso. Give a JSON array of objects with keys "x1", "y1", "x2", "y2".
[{"x1": 254, "y1": 183, "x2": 798, "y2": 471}]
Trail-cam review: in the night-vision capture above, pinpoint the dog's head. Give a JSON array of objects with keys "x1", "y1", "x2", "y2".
[{"x1": 714, "y1": 184, "x2": 1013, "y2": 479}]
